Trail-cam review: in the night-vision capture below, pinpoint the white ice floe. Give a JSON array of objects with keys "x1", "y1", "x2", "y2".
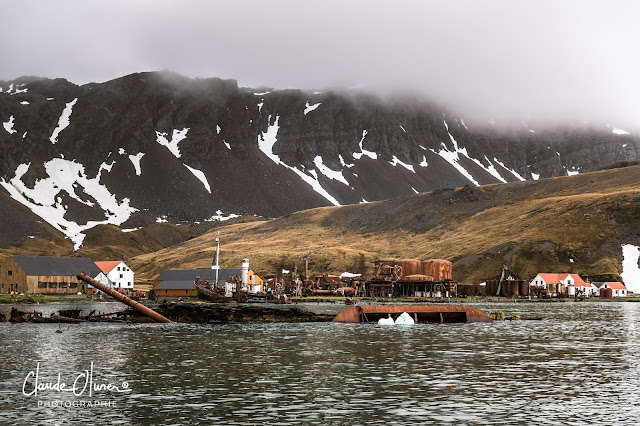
[
  {"x1": 223, "y1": 140, "x2": 231, "y2": 150},
  {"x1": 378, "y1": 317, "x2": 395, "y2": 325},
  {"x1": 493, "y1": 158, "x2": 526, "y2": 181},
  {"x1": 389, "y1": 155, "x2": 415, "y2": 173},
  {"x1": 395, "y1": 312, "x2": 415, "y2": 325},
  {"x1": 258, "y1": 115, "x2": 341, "y2": 206},
  {"x1": 613, "y1": 128, "x2": 630, "y2": 135},
  {"x1": 352, "y1": 130, "x2": 377, "y2": 160},
  {"x1": 156, "y1": 128, "x2": 189, "y2": 158},
  {"x1": 304, "y1": 101, "x2": 321, "y2": 115},
  {"x1": 3, "y1": 115, "x2": 16, "y2": 134},
  {"x1": 216, "y1": 125, "x2": 221, "y2": 135},
  {"x1": 313, "y1": 156, "x2": 349, "y2": 185},
  {"x1": 128, "y1": 153, "x2": 145, "y2": 176},
  {"x1": 50, "y1": 98, "x2": 78, "y2": 144},
  {"x1": 183, "y1": 163, "x2": 211, "y2": 193},
  {"x1": 432, "y1": 120, "x2": 479, "y2": 186},
  {"x1": 621, "y1": 244, "x2": 640, "y2": 293},
  {"x1": 205, "y1": 210, "x2": 240, "y2": 222},
  {"x1": 0, "y1": 159, "x2": 137, "y2": 250},
  {"x1": 399, "y1": 125, "x2": 407, "y2": 133},
  {"x1": 20, "y1": 101, "x2": 29, "y2": 105}
]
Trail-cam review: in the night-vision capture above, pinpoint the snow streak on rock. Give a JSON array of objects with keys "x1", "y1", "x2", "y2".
[
  {"x1": 3, "y1": 115, "x2": 16, "y2": 134},
  {"x1": 258, "y1": 115, "x2": 341, "y2": 206},
  {"x1": 389, "y1": 155, "x2": 415, "y2": 173},
  {"x1": 493, "y1": 158, "x2": 526, "y2": 181},
  {"x1": 128, "y1": 153, "x2": 145, "y2": 176},
  {"x1": 622, "y1": 244, "x2": 640, "y2": 293},
  {"x1": 0, "y1": 159, "x2": 137, "y2": 250},
  {"x1": 50, "y1": 98, "x2": 78, "y2": 144},
  {"x1": 433, "y1": 120, "x2": 479, "y2": 186},
  {"x1": 156, "y1": 128, "x2": 189, "y2": 158},
  {"x1": 304, "y1": 101, "x2": 321, "y2": 115},
  {"x1": 353, "y1": 130, "x2": 377, "y2": 160},
  {"x1": 313, "y1": 156, "x2": 349, "y2": 185},
  {"x1": 183, "y1": 163, "x2": 211, "y2": 193}
]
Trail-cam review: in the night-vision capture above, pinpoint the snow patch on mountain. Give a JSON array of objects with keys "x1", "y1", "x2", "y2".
[
  {"x1": 304, "y1": 101, "x2": 321, "y2": 115},
  {"x1": 353, "y1": 130, "x2": 377, "y2": 160},
  {"x1": 433, "y1": 121, "x2": 479, "y2": 186},
  {"x1": 156, "y1": 128, "x2": 189, "y2": 158},
  {"x1": 613, "y1": 128, "x2": 630, "y2": 135},
  {"x1": 399, "y1": 125, "x2": 407, "y2": 133},
  {"x1": 50, "y1": 98, "x2": 78, "y2": 144},
  {"x1": 205, "y1": 210, "x2": 241, "y2": 222},
  {"x1": 128, "y1": 153, "x2": 145, "y2": 176},
  {"x1": 3, "y1": 115, "x2": 16, "y2": 134},
  {"x1": 216, "y1": 125, "x2": 221, "y2": 134},
  {"x1": 493, "y1": 158, "x2": 526, "y2": 181},
  {"x1": 0, "y1": 159, "x2": 136, "y2": 250},
  {"x1": 389, "y1": 156, "x2": 415, "y2": 173},
  {"x1": 258, "y1": 115, "x2": 340, "y2": 206},
  {"x1": 20, "y1": 101, "x2": 29, "y2": 105},
  {"x1": 257, "y1": 101, "x2": 264, "y2": 113},
  {"x1": 183, "y1": 163, "x2": 211, "y2": 193},
  {"x1": 339, "y1": 155, "x2": 354, "y2": 168},
  {"x1": 420, "y1": 156, "x2": 428, "y2": 167},
  {"x1": 313, "y1": 156, "x2": 349, "y2": 185}
]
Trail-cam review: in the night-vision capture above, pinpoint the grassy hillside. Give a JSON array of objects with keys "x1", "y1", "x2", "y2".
[{"x1": 128, "y1": 165, "x2": 640, "y2": 284}]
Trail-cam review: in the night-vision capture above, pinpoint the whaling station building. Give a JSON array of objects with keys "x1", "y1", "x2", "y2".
[
  {"x1": 95, "y1": 261, "x2": 135, "y2": 290},
  {"x1": 153, "y1": 260, "x2": 264, "y2": 297},
  {"x1": 0, "y1": 255, "x2": 106, "y2": 294}
]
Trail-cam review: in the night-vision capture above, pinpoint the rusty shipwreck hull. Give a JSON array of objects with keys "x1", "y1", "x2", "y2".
[{"x1": 333, "y1": 304, "x2": 492, "y2": 323}]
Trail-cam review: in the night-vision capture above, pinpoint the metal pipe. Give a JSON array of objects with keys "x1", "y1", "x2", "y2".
[{"x1": 77, "y1": 273, "x2": 172, "y2": 323}]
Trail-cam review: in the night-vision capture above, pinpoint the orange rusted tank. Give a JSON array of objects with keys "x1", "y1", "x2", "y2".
[{"x1": 420, "y1": 259, "x2": 452, "y2": 281}]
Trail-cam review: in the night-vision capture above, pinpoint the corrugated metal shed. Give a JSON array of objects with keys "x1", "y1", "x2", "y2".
[{"x1": 11, "y1": 255, "x2": 102, "y2": 277}]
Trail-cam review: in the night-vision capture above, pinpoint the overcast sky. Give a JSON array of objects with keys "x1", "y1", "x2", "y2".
[{"x1": 2, "y1": 0, "x2": 639, "y2": 129}]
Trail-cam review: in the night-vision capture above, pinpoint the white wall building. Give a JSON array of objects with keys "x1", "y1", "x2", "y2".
[
  {"x1": 95, "y1": 261, "x2": 134, "y2": 290},
  {"x1": 530, "y1": 273, "x2": 593, "y2": 296}
]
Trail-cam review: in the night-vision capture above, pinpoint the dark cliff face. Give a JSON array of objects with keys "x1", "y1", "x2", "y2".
[{"x1": 0, "y1": 71, "x2": 638, "y2": 248}]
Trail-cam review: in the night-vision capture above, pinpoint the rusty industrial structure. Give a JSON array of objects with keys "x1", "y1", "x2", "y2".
[{"x1": 365, "y1": 258, "x2": 456, "y2": 298}]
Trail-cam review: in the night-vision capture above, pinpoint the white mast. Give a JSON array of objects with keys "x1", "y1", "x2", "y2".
[{"x1": 214, "y1": 233, "x2": 220, "y2": 286}]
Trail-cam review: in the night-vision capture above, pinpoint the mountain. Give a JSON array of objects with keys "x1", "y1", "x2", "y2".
[
  {"x1": 128, "y1": 165, "x2": 640, "y2": 289},
  {"x1": 1, "y1": 71, "x2": 638, "y2": 250}
]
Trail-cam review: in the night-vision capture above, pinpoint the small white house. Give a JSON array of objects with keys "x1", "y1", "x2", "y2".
[
  {"x1": 95, "y1": 261, "x2": 134, "y2": 290},
  {"x1": 530, "y1": 273, "x2": 593, "y2": 296},
  {"x1": 593, "y1": 282, "x2": 628, "y2": 297}
]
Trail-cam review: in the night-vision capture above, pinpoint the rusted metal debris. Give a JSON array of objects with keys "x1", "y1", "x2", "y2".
[
  {"x1": 77, "y1": 272, "x2": 172, "y2": 323},
  {"x1": 332, "y1": 304, "x2": 493, "y2": 323}
]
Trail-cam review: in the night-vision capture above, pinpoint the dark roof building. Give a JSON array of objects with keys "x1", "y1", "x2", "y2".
[
  {"x1": 1, "y1": 255, "x2": 103, "y2": 294},
  {"x1": 154, "y1": 268, "x2": 242, "y2": 286}
]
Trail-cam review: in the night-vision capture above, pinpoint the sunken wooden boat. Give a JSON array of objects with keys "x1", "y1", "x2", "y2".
[{"x1": 332, "y1": 304, "x2": 493, "y2": 323}]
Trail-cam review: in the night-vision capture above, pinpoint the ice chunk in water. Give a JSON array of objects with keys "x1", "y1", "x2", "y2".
[
  {"x1": 378, "y1": 317, "x2": 395, "y2": 325},
  {"x1": 395, "y1": 312, "x2": 415, "y2": 325}
]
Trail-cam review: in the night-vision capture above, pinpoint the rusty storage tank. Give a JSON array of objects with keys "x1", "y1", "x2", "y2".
[
  {"x1": 400, "y1": 259, "x2": 423, "y2": 277},
  {"x1": 519, "y1": 281, "x2": 529, "y2": 296},
  {"x1": 600, "y1": 288, "x2": 613, "y2": 298},
  {"x1": 421, "y1": 259, "x2": 452, "y2": 282}
]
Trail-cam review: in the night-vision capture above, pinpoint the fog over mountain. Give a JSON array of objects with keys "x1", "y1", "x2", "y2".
[{"x1": 2, "y1": 0, "x2": 639, "y2": 130}]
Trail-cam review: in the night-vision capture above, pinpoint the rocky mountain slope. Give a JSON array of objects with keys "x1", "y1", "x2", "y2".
[
  {"x1": 129, "y1": 165, "x2": 640, "y2": 290},
  {"x1": 1, "y1": 71, "x2": 638, "y2": 250}
]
